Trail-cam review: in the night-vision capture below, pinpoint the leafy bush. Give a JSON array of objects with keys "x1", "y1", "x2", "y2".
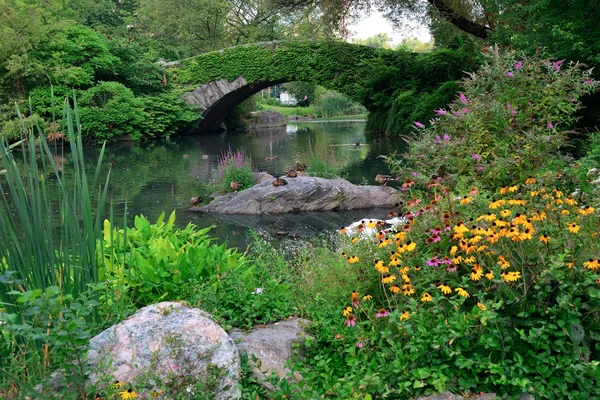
[
  {"x1": 102, "y1": 212, "x2": 249, "y2": 307},
  {"x1": 211, "y1": 147, "x2": 254, "y2": 194},
  {"x1": 314, "y1": 91, "x2": 363, "y2": 117},
  {"x1": 282, "y1": 174, "x2": 600, "y2": 398},
  {"x1": 384, "y1": 46, "x2": 599, "y2": 189}
]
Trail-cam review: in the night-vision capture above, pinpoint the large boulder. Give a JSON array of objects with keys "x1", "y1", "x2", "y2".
[
  {"x1": 87, "y1": 302, "x2": 240, "y2": 399},
  {"x1": 246, "y1": 110, "x2": 287, "y2": 129},
  {"x1": 230, "y1": 319, "x2": 309, "y2": 390},
  {"x1": 192, "y1": 175, "x2": 398, "y2": 214}
]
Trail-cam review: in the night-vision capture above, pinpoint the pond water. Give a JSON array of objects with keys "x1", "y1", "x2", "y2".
[{"x1": 75, "y1": 120, "x2": 405, "y2": 248}]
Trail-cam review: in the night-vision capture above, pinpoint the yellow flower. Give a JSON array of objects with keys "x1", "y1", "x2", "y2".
[
  {"x1": 508, "y1": 199, "x2": 527, "y2": 206},
  {"x1": 400, "y1": 311, "x2": 410, "y2": 321},
  {"x1": 518, "y1": 228, "x2": 533, "y2": 241},
  {"x1": 438, "y1": 284, "x2": 452, "y2": 294},
  {"x1": 452, "y1": 256, "x2": 463, "y2": 264},
  {"x1": 343, "y1": 307, "x2": 353, "y2": 316},
  {"x1": 578, "y1": 206, "x2": 595, "y2": 215},
  {"x1": 339, "y1": 227, "x2": 347, "y2": 235},
  {"x1": 525, "y1": 177, "x2": 536, "y2": 184},
  {"x1": 367, "y1": 220, "x2": 377, "y2": 229},
  {"x1": 405, "y1": 241, "x2": 417, "y2": 252},
  {"x1": 476, "y1": 245, "x2": 489, "y2": 252},
  {"x1": 539, "y1": 234, "x2": 550, "y2": 244},
  {"x1": 119, "y1": 389, "x2": 138, "y2": 400},
  {"x1": 152, "y1": 391, "x2": 163, "y2": 398},
  {"x1": 565, "y1": 198, "x2": 578, "y2": 206},
  {"x1": 499, "y1": 186, "x2": 509, "y2": 195},
  {"x1": 401, "y1": 274, "x2": 410, "y2": 283},
  {"x1": 464, "y1": 256, "x2": 476, "y2": 264},
  {"x1": 362, "y1": 294, "x2": 373, "y2": 301},
  {"x1": 561, "y1": 209, "x2": 570, "y2": 215},
  {"x1": 455, "y1": 287, "x2": 470, "y2": 298},
  {"x1": 378, "y1": 238, "x2": 392, "y2": 248},
  {"x1": 420, "y1": 292, "x2": 433, "y2": 302},
  {"x1": 460, "y1": 196, "x2": 472, "y2": 205},
  {"x1": 568, "y1": 223, "x2": 580, "y2": 234},
  {"x1": 477, "y1": 302, "x2": 487, "y2": 311},
  {"x1": 500, "y1": 210, "x2": 511, "y2": 218},
  {"x1": 402, "y1": 284, "x2": 415, "y2": 296},
  {"x1": 485, "y1": 271, "x2": 494, "y2": 280},
  {"x1": 508, "y1": 185, "x2": 519, "y2": 193},
  {"x1": 395, "y1": 231, "x2": 406, "y2": 241},
  {"x1": 450, "y1": 246, "x2": 458, "y2": 255},
  {"x1": 484, "y1": 213, "x2": 497, "y2": 222},
  {"x1": 583, "y1": 259, "x2": 599, "y2": 270},
  {"x1": 530, "y1": 190, "x2": 540, "y2": 197},
  {"x1": 501, "y1": 271, "x2": 522, "y2": 282},
  {"x1": 113, "y1": 381, "x2": 125, "y2": 389},
  {"x1": 382, "y1": 274, "x2": 397, "y2": 284},
  {"x1": 497, "y1": 255, "x2": 510, "y2": 269},
  {"x1": 531, "y1": 211, "x2": 547, "y2": 221},
  {"x1": 453, "y1": 222, "x2": 470, "y2": 234},
  {"x1": 470, "y1": 268, "x2": 484, "y2": 281},
  {"x1": 512, "y1": 213, "x2": 527, "y2": 225},
  {"x1": 352, "y1": 291, "x2": 359, "y2": 303},
  {"x1": 347, "y1": 255, "x2": 360, "y2": 263},
  {"x1": 489, "y1": 199, "x2": 506, "y2": 209},
  {"x1": 389, "y1": 285, "x2": 401, "y2": 294},
  {"x1": 554, "y1": 189, "x2": 564, "y2": 198},
  {"x1": 468, "y1": 236, "x2": 482, "y2": 244},
  {"x1": 375, "y1": 260, "x2": 388, "y2": 273},
  {"x1": 389, "y1": 257, "x2": 401, "y2": 267},
  {"x1": 351, "y1": 237, "x2": 359, "y2": 244}
]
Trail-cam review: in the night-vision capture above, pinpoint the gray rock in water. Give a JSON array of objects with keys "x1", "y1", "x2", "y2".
[
  {"x1": 253, "y1": 172, "x2": 275, "y2": 184},
  {"x1": 230, "y1": 319, "x2": 310, "y2": 390},
  {"x1": 87, "y1": 302, "x2": 241, "y2": 399},
  {"x1": 246, "y1": 110, "x2": 287, "y2": 129},
  {"x1": 192, "y1": 176, "x2": 398, "y2": 214}
]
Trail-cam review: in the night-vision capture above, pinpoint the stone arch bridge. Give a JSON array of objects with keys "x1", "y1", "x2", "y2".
[{"x1": 166, "y1": 41, "x2": 468, "y2": 131}]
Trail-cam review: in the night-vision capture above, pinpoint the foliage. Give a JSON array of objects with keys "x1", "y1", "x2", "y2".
[
  {"x1": 352, "y1": 33, "x2": 394, "y2": 49},
  {"x1": 384, "y1": 47, "x2": 598, "y2": 189},
  {"x1": 314, "y1": 91, "x2": 363, "y2": 117},
  {"x1": 211, "y1": 147, "x2": 254, "y2": 194},
  {"x1": 269, "y1": 172, "x2": 600, "y2": 398},
  {"x1": 304, "y1": 136, "x2": 347, "y2": 179},
  {"x1": 102, "y1": 211, "x2": 249, "y2": 308}
]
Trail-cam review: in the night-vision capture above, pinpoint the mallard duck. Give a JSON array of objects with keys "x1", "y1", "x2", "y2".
[
  {"x1": 190, "y1": 196, "x2": 203, "y2": 205},
  {"x1": 294, "y1": 162, "x2": 307, "y2": 172},
  {"x1": 272, "y1": 177, "x2": 288, "y2": 187},
  {"x1": 230, "y1": 181, "x2": 242, "y2": 191},
  {"x1": 375, "y1": 174, "x2": 392, "y2": 186},
  {"x1": 286, "y1": 170, "x2": 297, "y2": 178}
]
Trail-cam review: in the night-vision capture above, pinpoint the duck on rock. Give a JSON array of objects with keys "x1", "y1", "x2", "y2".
[
  {"x1": 375, "y1": 174, "x2": 392, "y2": 186},
  {"x1": 286, "y1": 170, "x2": 298, "y2": 178},
  {"x1": 272, "y1": 177, "x2": 288, "y2": 187},
  {"x1": 294, "y1": 162, "x2": 307, "y2": 172},
  {"x1": 230, "y1": 181, "x2": 242, "y2": 192}
]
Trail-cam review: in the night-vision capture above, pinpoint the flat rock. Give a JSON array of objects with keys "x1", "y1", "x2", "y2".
[
  {"x1": 87, "y1": 302, "x2": 240, "y2": 399},
  {"x1": 247, "y1": 110, "x2": 287, "y2": 129},
  {"x1": 192, "y1": 176, "x2": 398, "y2": 214},
  {"x1": 230, "y1": 319, "x2": 310, "y2": 390}
]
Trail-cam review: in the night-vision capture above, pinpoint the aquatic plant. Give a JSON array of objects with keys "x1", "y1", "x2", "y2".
[{"x1": 212, "y1": 147, "x2": 254, "y2": 194}]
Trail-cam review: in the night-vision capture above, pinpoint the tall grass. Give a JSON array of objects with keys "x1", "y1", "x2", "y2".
[
  {"x1": 304, "y1": 136, "x2": 347, "y2": 179},
  {"x1": 0, "y1": 95, "x2": 110, "y2": 310}
]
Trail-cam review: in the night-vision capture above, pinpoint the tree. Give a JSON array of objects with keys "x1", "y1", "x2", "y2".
[{"x1": 353, "y1": 33, "x2": 393, "y2": 49}]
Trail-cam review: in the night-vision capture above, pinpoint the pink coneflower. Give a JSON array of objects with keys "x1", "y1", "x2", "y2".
[
  {"x1": 515, "y1": 61, "x2": 523, "y2": 70},
  {"x1": 414, "y1": 121, "x2": 425, "y2": 128},
  {"x1": 431, "y1": 227, "x2": 443, "y2": 235},
  {"x1": 447, "y1": 265, "x2": 458, "y2": 272},
  {"x1": 376, "y1": 308, "x2": 390, "y2": 318},
  {"x1": 431, "y1": 234, "x2": 441, "y2": 243},
  {"x1": 435, "y1": 109, "x2": 447, "y2": 115},
  {"x1": 356, "y1": 341, "x2": 364, "y2": 349},
  {"x1": 345, "y1": 315, "x2": 356, "y2": 327},
  {"x1": 506, "y1": 71, "x2": 513, "y2": 77},
  {"x1": 459, "y1": 92, "x2": 468, "y2": 104},
  {"x1": 411, "y1": 172, "x2": 418, "y2": 177},
  {"x1": 427, "y1": 256, "x2": 440, "y2": 267},
  {"x1": 436, "y1": 135, "x2": 442, "y2": 141},
  {"x1": 440, "y1": 256, "x2": 453, "y2": 265}
]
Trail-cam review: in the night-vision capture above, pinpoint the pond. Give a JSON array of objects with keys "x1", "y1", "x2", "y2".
[{"x1": 72, "y1": 120, "x2": 405, "y2": 248}]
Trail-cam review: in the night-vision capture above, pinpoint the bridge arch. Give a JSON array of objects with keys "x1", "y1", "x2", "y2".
[{"x1": 168, "y1": 41, "x2": 403, "y2": 131}]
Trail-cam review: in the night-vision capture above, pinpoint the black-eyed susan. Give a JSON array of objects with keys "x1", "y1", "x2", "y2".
[
  {"x1": 343, "y1": 307, "x2": 353, "y2": 317},
  {"x1": 501, "y1": 271, "x2": 522, "y2": 282},
  {"x1": 402, "y1": 284, "x2": 415, "y2": 296},
  {"x1": 339, "y1": 227, "x2": 347, "y2": 235},
  {"x1": 485, "y1": 271, "x2": 494, "y2": 280},
  {"x1": 500, "y1": 209, "x2": 511, "y2": 218},
  {"x1": 378, "y1": 238, "x2": 392, "y2": 248},
  {"x1": 362, "y1": 294, "x2": 373, "y2": 301},
  {"x1": 584, "y1": 259, "x2": 599, "y2": 270},
  {"x1": 347, "y1": 255, "x2": 360, "y2": 263},
  {"x1": 389, "y1": 257, "x2": 401, "y2": 267},
  {"x1": 113, "y1": 381, "x2": 125, "y2": 388},
  {"x1": 351, "y1": 237, "x2": 359, "y2": 244},
  {"x1": 438, "y1": 284, "x2": 452, "y2": 294},
  {"x1": 367, "y1": 220, "x2": 377, "y2": 229},
  {"x1": 400, "y1": 311, "x2": 410, "y2": 321},
  {"x1": 497, "y1": 255, "x2": 510, "y2": 269},
  {"x1": 460, "y1": 196, "x2": 472, "y2": 205},
  {"x1": 568, "y1": 223, "x2": 580, "y2": 234},
  {"x1": 351, "y1": 291, "x2": 359, "y2": 306},
  {"x1": 477, "y1": 302, "x2": 488, "y2": 311},
  {"x1": 508, "y1": 185, "x2": 519, "y2": 193},
  {"x1": 389, "y1": 285, "x2": 401, "y2": 294},
  {"x1": 420, "y1": 292, "x2": 433, "y2": 302},
  {"x1": 470, "y1": 266, "x2": 484, "y2": 281},
  {"x1": 489, "y1": 199, "x2": 506, "y2": 209},
  {"x1": 525, "y1": 176, "x2": 536, "y2": 185},
  {"x1": 499, "y1": 186, "x2": 509, "y2": 195},
  {"x1": 578, "y1": 205, "x2": 595, "y2": 215},
  {"x1": 453, "y1": 222, "x2": 469, "y2": 234},
  {"x1": 119, "y1": 389, "x2": 138, "y2": 400},
  {"x1": 540, "y1": 234, "x2": 550, "y2": 244},
  {"x1": 565, "y1": 198, "x2": 578, "y2": 206},
  {"x1": 382, "y1": 274, "x2": 397, "y2": 284},
  {"x1": 455, "y1": 287, "x2": 470, "y2": 298},
  {"x1": 152, "y1": 390, "x2": 164, "y2": 398}
]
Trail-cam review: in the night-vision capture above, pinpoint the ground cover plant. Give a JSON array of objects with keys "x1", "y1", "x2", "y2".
[{"x1": 209, "y1": 147, "x2": 255, "y2": 194}]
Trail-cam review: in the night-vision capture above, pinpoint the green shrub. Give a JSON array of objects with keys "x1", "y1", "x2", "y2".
[
  {"x1": 101, "y1": 212, "x2": 249, "y2": 307},
  {"x1": 384, "y1": 46, "x2": 599, "y2": 189},
  {"x1": 314, "y1": 91, "x2": 362, "y2": 117}
]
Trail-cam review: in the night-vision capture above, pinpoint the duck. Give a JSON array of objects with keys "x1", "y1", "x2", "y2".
[
  {"x1": 294, "y1": 162, "x2": 307, "y2": 172},
  {"x1": 286, "y1": 170, "x2": 297, "y2": 178},
  {"x1": 190, "y1": 196, "x2": 203, "y2": 205},
  {"x1": 230, "y1": 181, "x2": 242, "y2": 191},
  {"x1": 356, "y1": 141, "x2": 360, "y2": 146},
  {"x1": 375, "y1": 174, "x2": 392, "y2": 186},
  {"x1": 272, "y1": 177, "x2": 288, "y2": 187}
]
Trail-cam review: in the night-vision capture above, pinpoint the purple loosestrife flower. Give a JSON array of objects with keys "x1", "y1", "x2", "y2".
[
  {"x1": 454, "y1": 111, "x2": 462, "y2": 117},
  {"x1": 511, "y1": 110, "x2": 518, "y2": 115},
  {"x1": 459, "y1": 92, "x2": 468, "y2": 104},
  {"x1": 586, "y1": 79, "x2": 593, "y2": 85},
  {"x1": 462, "y1": 108, "x2": 469, "y2": 114},
  {"x1": 443, "y1": 134, "x2": 451, "y2": 141},
  {"x1": 515, "y1": 61, "x2": 523, "y2": 70},
  {"x1": 552, "y1": 60, "x2": 564, "y2": 71},
  {"x1": 472, "y1": 154, "x2": 481, "y2": 160},
  {"x1": 435, "y1": 109, "x2": 447, "y2": 115},
  {"x1": 547, "y1": 122, "x2": 554, "y2": 129},
  {"x1": 506, "y1": 71, "x2": 513, "y2": 77},
  {"x1": 506, "y1": 103, "x2": 511, "y2": 109},
  {"x1": 436, "y1": 135, "x2": 442, "y2": 141},
  {"x1": 411, "y1": 172, "x2": 418, "y2": 177},
  {"x1": 414, "y1": 121, "x2": 425, "y2": 128}
]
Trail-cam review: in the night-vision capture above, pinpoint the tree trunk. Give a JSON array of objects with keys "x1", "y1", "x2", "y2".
[{"x1": 428, "y1": 0, "x2": 490, "y2": 39}]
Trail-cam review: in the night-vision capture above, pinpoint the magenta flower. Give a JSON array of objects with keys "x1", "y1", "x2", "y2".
[
  {"x1": 376, "y1": 309, "x2": 390, "y2": 318},
  {"x1": 528, "y1": 102, "x2": 532, "y2": 106},
  {"x1": 440, "y1": 256, "x2": 453, "y2": 265},
  {"x1": 430, "y1": 227, "x2": 442, "y2": 234},
  {"x1": 462, "y1": 108, "x2": 469, "y2": 114},
  {"x1": 431, "y1": 234, "x2": 441, "y2": 243},
  {"x1": 511, "y1": 110, "x2": 518, "y2": 115},
  {"x1": 435, "y1": 109, "x2": 447, "y2": 115},
  {"x1": 436, "y1": 135, "x2": 442, "y2": 141},
  {"x1": 411, "y1": 172, "x2": 418, "y2": 177},
  {"x1": 515, "y1": 61, "x2": 523, "y2": 70},
  {"x1": 552, "y1": 60, "x2": 564, "y2": 71},
  {"x1": 506, "y1": 103, "x2": 511, "y2": 109},
  {"x1": 547, "y1": 122, "x2": 554, "y2": 129},
  {"x1": 443, "y1": 134, "x2": 451, "y2": 141},
  {"x1": 418, "y1": 154, "x2": 424, "y2": 158},
  {"x1": 447, "y1": 265, "x2": 458, "y2": 273},
  {"x1": 426, "y1": 257, "x2": 440, "y2": 267},
  {"x1": 414, "y1": 121, "x2": 425, "y2": 128},
  {"x1": 586, "y1": 79, "x2": 593, "y2": 85},
  {"x1": 454, "y1": 111, "x2": 462, "y2": 117},
  {"x1": 345, "y1": 317, "x2": 356, "y2": 327},
  {"x1": 472, "y1": 154, "x2": 481, "y2": 160},
  {"x1": 506, "y1": 72, "x2": 513, "y2": 77},
  {"x1": 459, "y1": 92, "x2": 468, "y2": 104},
  {"x1": 356, "y1": 341, "x2": 364, "y2": 349}
]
